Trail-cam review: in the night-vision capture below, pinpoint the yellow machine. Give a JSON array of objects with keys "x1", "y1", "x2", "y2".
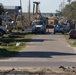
[{"x1": 47, "y1": 18, "x2": 58, "y2": 28}]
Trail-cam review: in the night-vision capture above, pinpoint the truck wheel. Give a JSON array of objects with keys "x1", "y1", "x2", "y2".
[
  {"x1": 42, "y1": 31, "x2": 45, "y2": 34},
  {"x1": 62, "y1": 32, "x2": 64, "y2": 34},
  {"x1": 0, "y1": 30, "x2": 4, "y2": 36},
  {"x1": 54, "y1": 32, "x2": 55, "y2": 34}
]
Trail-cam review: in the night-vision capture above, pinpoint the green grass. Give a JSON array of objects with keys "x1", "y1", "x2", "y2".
[
  {"x1": 0, "y1": 32, "x2": 33, "y2": 58},
  {"x1": 64, "y1": 34, "x2": 76, "y2": 47}
]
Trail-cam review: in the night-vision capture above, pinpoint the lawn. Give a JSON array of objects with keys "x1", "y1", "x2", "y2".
[
  {"x1": 64, "y1": 33, "x2": 76, "y2": 47},
  {"x1": 0, "y1": 32, "x2": 33, "y2": 58}
]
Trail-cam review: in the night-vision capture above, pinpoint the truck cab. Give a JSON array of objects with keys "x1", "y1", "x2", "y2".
[{"x1": 32, "y1": 20, "x2": 46, "y2": 34}]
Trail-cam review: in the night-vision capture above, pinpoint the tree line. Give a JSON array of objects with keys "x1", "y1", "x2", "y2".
[{"x1": 62, "y1": 1, "x2": 76, "y2": 23}]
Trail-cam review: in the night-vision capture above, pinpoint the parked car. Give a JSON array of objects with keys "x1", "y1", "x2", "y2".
[
  {"x1": 54, "y1": 25, "x2": 64, "y2": 34},
  {"x1": 69, "y1": 29, "x2": 76, "y2": 39},
  {"x1": 0, "y1": 25, "x2": 7, "y2": 36},
  {"x1": 32, "y1": 20, "x2": 46, "y2": 34},
  {"x1": 62, "y1": 24, "x2": 70, "y2": 32}
]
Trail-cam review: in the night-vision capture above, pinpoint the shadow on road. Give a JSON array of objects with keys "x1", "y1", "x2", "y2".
[
  {"x1": 15, "y1": 38, "x2": 55, "y2": 43},
  {"x1": 30, "y1": 38, "x2": 55, "y2": 42},
  {"x1": 16, "y1": 51, "x2": 76, "y2": 58},
  {"x1": 0, "y1": 48, "x2": 76, "y2": 58},
  {"x1": 0, "y1": 48, "x2": 18, "y2": 58}
]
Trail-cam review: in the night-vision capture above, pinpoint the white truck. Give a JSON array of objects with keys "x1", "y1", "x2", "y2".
[{"x1": 31, "y1": 20, "x2": 46, "y2": 34}]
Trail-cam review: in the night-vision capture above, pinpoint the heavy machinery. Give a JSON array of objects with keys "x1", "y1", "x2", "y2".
[
  {"x1": 48, "y1": 17, "x2": 58, "y2": 28},
  {"x1": 33, "y1": 1, "x2": 40, "y2": 18},
  {"x1": 31, "y1": 2, "x2": 48, "y2": 34}
]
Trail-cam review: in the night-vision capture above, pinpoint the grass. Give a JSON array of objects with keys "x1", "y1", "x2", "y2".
[
  {"x1": 64, "y1": 33, "x2": 76, "y2": 47},
  {"x1": 0, "y1": 32, "x2": 33, "y2": 58}
]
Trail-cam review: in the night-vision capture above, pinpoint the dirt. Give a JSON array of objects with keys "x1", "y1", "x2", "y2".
[{"x1": 0, "y1": 67, "x2": 76, "y2": 75}]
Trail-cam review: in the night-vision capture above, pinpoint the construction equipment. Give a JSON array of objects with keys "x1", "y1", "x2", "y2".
[
  {"x1": 32, "y1": 1, "x2": 43, "y2": 20},
  {"x1": 33, "y1": 2, "x2": 40, "y2": 16},
  {"x1": 31, "y1": 2, "x2": 48, "y2": 34},
  {"x1": 48, "y1": 18, "x2": 58, "y2": 28}
]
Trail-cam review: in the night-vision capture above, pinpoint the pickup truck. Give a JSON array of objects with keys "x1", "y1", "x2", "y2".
[{"x1": 31, "y1": 20, "x2": 46, "y2": 34}]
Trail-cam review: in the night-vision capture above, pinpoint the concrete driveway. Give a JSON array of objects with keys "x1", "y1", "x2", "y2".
[{"x1": 16, "y1": 29, "x2": 76, "y2": 61}]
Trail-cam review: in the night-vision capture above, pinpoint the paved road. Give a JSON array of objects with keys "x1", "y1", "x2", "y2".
[{"x1": 0, "y1": 29, "x2": 76, "y2": 68}]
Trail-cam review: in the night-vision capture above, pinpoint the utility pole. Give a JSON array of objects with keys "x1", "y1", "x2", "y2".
[
  {"x1": 63, "y1": 0, "x2": 65, "y2": 8},
  {"x1": 28, "y1": 0, "x2": 31, "y2": 25},
  {"x1": 0, "y1": 3, "x2": 4, "y2": 25},
  {"x1": 59, "y1": 4, "x2": 61, "y2": 11},
  {"x1": 60, "y1": 0, "x2": 65, "y2": 12},
  {"x1": 20, "y1": 0, "x2": 22, "y2": 15},
  {"x1": 20, "y1": 0, "x2": 23, "y2": 27},
  {"x1": 20, "y1": 0, "x2": 23, "y2": 22},
  {"x1": 60, "y1": 2, "x2": 63, "y2": 12}
]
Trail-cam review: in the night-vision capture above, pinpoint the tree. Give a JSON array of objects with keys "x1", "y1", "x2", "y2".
[
  {"x1": 56, "y1": 10, "x2": 62, "y2": 16},
  {"x1": 67, "y1": 0, "x2": 72, "y2": 4},
  {"x1": 62, "y1": 1, "x2": 76, "y2": 23}
]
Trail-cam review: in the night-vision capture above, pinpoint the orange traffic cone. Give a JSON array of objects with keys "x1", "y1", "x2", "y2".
[{"x1": 48, "y1": 29, "x2": 49, "y2": 32}]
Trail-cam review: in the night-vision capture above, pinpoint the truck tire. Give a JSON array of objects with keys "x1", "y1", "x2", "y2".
[
  {"x1": 42, "y1": 31, "x2": 45, "y2": 34},
  {"x1": 62, "y1": 32, "x2": 64, "y2": 34},
  {"x1": 54, "y1": 31, "x2": 55, "y2": 34},
  {"x1": 0, "y1": 30, "x2": 4, "y2": 36}
]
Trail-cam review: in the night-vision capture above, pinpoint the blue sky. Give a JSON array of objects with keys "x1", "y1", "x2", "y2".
[{"x1": 0, "y1": 0, "x2": 68, "y2": 13}]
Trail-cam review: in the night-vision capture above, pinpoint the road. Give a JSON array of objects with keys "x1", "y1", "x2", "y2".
[{"x1": 0, "y1": 29, "x2": 76, "y2": 68}]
